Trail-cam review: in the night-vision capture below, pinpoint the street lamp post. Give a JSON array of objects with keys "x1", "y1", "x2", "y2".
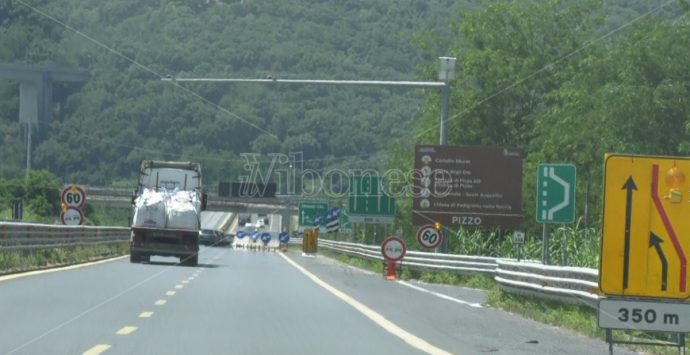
[{"x1": 438, "y1": 57, "x2": 456, "y2": 146}]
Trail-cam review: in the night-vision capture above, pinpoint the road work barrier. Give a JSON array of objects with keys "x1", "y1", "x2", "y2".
[{"x1": 0, "y1": 222, "x2": 130, "y2": 250}]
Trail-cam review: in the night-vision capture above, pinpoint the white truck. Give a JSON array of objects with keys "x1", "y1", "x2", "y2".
[{"x1": 129, "y1": 160, "x2": 207, "y2": 266}]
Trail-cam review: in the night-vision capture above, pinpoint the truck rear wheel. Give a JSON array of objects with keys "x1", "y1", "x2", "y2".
[
  {"x1": 130, "y1": 252, "x2": 140, "y2": 263},
  {"x1": 180, "y1": 254, "x2": 198, "y2": 266}
]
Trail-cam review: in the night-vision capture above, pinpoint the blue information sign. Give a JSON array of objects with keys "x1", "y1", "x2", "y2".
[
  {"x1": 279, "y1": 232, "x2": 290, "y2": 244},
  {"x1": 261, "y1": 232, "x2": 272, "y2": 244}
]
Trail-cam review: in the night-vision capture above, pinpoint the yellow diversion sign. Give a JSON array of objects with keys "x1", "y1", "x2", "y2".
[{"x1": 601, "y1": 154, "x2": 690, "y2": 299}]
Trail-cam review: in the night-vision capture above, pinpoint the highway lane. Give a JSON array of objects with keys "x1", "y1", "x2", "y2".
[
  {"x1": 0, "y1": 246, "x2": 638, "y2": 355},
  {"x1": 0, "y1": 248, "x2": 422, "y2": 355}
]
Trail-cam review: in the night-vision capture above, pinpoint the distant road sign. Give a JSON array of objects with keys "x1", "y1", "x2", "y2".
[
  {"x1": 381, "y1": 236, "x2": 406, "y2": 262},
  {"x1": 236, "y1": 231, "x2": 246, "y2": 239},
  {"x1": 412, "y1": 145, "x2": 523, "y2": 229},
  {"x1": 279, "y1": 232, "x2": 290, "y2": 244},
  {"x1": 536, "y1": 164, "x2": 576, "y2": 223},
  {"x1": 61, "y1": 207, "x2": 83, "y2": 225},
  {"x1": 298, "y1": 201, "x2": 329, "y2": 226},
  {"x1": 61, "y1": 185, "x2": 86, "y2": 209},
  {"x1": 416, "y1": 225, "x2": 443, "y2": 249},
  {"x1": 600, "y1": 154, "x2": 690, "y2": 299},
  {"x1": 513, "y1": 230, "x2": 525, "y2": 244},
  {"x1": 261, "y1": 232, "x2": 272, "y2": 244},
  {"x1": 348, "y1": 175, "x2": 395, "y2": 224}
]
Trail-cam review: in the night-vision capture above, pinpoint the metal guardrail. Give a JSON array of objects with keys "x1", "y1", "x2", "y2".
[
  {"x1": 312, "y1": 238, "x2": 600, "y2": 305},
  {"x1": 0, "y1": 222, "x2": 130, "y2": 251}
]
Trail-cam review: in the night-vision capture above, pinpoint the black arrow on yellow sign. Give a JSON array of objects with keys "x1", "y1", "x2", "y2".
[
  {"x1": 649, "y1": 232, "x2": 668, "y2": 291},
  {"x1": 622, "y1": 176, "x2": 637, "y2": 290}
]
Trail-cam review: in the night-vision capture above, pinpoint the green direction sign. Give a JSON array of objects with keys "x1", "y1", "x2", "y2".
[
  {"x1": 536, "y1": 164, "x2": 576, "y2": 224},
  {"x1": 348, "y1": 175, "x2": 395, "y2": 224},
  {"x1": 299, "y1": 201, "x2": 329, "y2": 226}
]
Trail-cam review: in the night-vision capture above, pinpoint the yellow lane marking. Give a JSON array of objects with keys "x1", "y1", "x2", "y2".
[
  {"x1": 279, "y1": 253, "x2": 452, "y2": 355},
  {"x1": 0, "y1": 256, "x2": 128, "y2": 283},
  {"x1": 139, "y1": 311, "x2": 154, "y2": 318},
  {"x1": 166, "y1": 291, "x2": 176, "y2": 296},
  {"x1": 175, "y1": 284, "x2": 184, "y2": 289},
  {"x1": 154, "y1": 299, "x2": 167, "y2": 306},
  {"x1": 116, "y1": 326, "x2": 137, "y2": 335},
  {"x1": 82, "y1": 344, "x2": 111, "y2": 355}
]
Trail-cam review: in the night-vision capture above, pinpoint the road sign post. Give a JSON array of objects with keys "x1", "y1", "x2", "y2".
[
  {"x1": 599, "y1": 154, "x2": 690, "y2": 353},
  {"x1": 61, "y1": 185, "x2": 86, "y2": 225},
  {"x1": 381, "y1": 236, "x2": 406, "y2": 281},
  {"x1": 513, "y1": 230, "x2": 525, "y2": 262},
  {"x1": 536, "y1": 164, "x2": 576, "y2": 265}
]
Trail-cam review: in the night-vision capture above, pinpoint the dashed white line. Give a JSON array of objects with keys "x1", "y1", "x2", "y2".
[
  {"x1": 175, "y1": 284, "x2": 184, "y2": 289},
  {"x1": 166, "y1": 291, "x2": 176, "y2": 296},
  {"x1": 154, "y1": 299, "x2": 167, "y2": 306},
  {"x1": 139, "y1": 311, "x2": 154, "y2": 318},
  {"x1": 116, "y1": 326, "x2": 137, "y2": 335},
  {"x1": 82, "y1": 344, "x2": 111, "y2": 355}
]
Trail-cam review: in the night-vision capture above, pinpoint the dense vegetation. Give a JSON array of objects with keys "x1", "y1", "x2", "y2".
[{"x1": 1, "y1": 1, "x2": 689, "y2": 252}]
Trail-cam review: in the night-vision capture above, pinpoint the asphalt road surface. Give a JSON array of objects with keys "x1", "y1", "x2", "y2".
[{"x1": 0, "y1": 246, "x2": 637, "y2": 355}]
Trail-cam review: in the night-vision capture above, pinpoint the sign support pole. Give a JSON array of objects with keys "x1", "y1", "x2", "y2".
[{"x1": 542, "y1": 224, "x2": 549, "y2": 265}]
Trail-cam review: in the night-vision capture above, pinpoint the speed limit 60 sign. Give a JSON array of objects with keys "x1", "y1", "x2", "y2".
[
  {"x1": 416, "y1": 224, "x2": 443, "y2": 249},
  {"x1": 61, "y1": 185, "x2": 86, "y2": 209}
]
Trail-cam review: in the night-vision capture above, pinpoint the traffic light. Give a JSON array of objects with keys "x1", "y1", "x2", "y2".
[{"x1": 434, "y1": 221, "x2": 441, "y2": 230}]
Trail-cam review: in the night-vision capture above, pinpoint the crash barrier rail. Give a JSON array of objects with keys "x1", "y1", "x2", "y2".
[
  {"x1": 313, "y1": 238, "x2": 600, "y2": 305},
  {"x1": 0, "y1": 222, "x2": 130, "y2": 251}
]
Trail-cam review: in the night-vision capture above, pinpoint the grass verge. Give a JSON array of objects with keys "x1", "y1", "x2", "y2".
[{"x1": 0, "y1": 242, "x2": 128, "y2": 275}]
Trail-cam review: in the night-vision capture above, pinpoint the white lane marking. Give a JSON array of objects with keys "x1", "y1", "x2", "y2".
[
  {"x1": 182, "y1": 280, "x2": 189, "y2": 284},
  {"x1": 116, "y1": 326, "x2": 137, "y2": 335},
  {"x1": 175, "y1": 284, "x2": 184, "y2": 289},
  {"x1": 82, "y1": 344, "x2": 111, "y2": 355},
  {"x1": 0, "y1": 256, "x2": 128, "y2": 283},
  {"x1": 154, "y1": 299, "x2": 167, "y2": 306},
  {"x1": 279, "y1": 253, "x2": 452, "y2": 355},
  {"x1": 187, "y1": 276, "x2": 195, "y2": 280},
  {"x1": 166, "y1": 291, "x2": 176, "y2": 296},
  {"x1": 397, "y1": 280, "x2": 483, "y2": 308},
  {"x1": 139, "y1": 311, "x2": 154, "y2": 318}
]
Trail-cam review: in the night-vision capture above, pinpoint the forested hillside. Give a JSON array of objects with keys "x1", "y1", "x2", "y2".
[
  {"x1": 0, "y1": 0, "x2": 477, "y2": 184},
  {"x1": 1, "y1": 0, "x2": 689, "y2": 232}
]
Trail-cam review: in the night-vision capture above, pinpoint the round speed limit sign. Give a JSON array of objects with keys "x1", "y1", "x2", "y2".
[
  {"x1": 416, "y1": 224, "x2": 444, "y2": 249},
  {"x1": 61, "y1": 185, "x2": 86, "y2": 209},
  {"x1": 381, "y1": 236, "x2": 406, "y2": 262},
  {"x1": 61, "y1": 207, "x2": 84, "y2": 225}
]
